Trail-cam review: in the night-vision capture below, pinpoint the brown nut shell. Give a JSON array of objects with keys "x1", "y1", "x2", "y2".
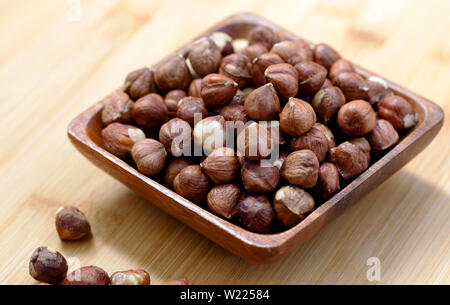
[
  {"x1": 329, "y1": 59, "x2": 355, "y2": 81},
  {"x1": 280, "y1": 98, "x2": 316, "y2": 137},
  {"x1": 163, "y1": 158, "x2": 194, "y2": 188},
  {"x1": 281, "y1": 150, "x2": 319, "y2": 188},
  {"x1": 125, "y1": 67, "x2": 158, "y2": 100},
  {"x1": 63, "y1": 266, "x2": 109, "y2": 285},
  {"x1": 329, "y1": 138, "x2": 371, "y2": 179},
  {"x1": 332, "y1": 72, "x2": 369, "y2": 101},
  {"x1": 244, "y1": 83, "x2": 281, "y2": 120},
  {"x1": 311, "y1": 86, "x2": 346, "y2": 124},
  {"x1": 241, "y1": 43, "x2": 268, "y2": 61},
  {"x1": 241, "y1": 160, "x2": 280, "y2": 195},
  {"x1": 201, "y1": 73, "x2": 239, "y2": 109},
  {"x1": 206, "y1": 184, "x2": 244, "y2": 220},
  {"x1": 188, "y1": 37, "x2": 222, "y2": 76},
  {"x1": 366, "y1": 76, "x2": 394, "y2": 105},
  {"x1": 55, "y1": 206, "x2": 91, "y2": 241},
  {"x1": 219, "y1": 104, "x2": 248, "y2": 126},
  {"x1": 238, "y1": 196, "x2": 274, "y2": 233},
  {"x1": 101, "y1": 91, "x2": 134, "y2": 125},
  {"x1": 314, "y1": 162, "x2": 340, "y2": 201},
  {"x1": 367, "y1": 119, "x2": 399, "y2": 151},
  {"x1": 251, "y1": 53, "x2": 284, "y2": 87},
  {"x1": 132, "y1": 93, "x2": 169, "y2": 127},
  {"x1": 290, "y1": 123, "x2": 329, "y2": 162},
  {"x1": 295, "y1": 61, "x2": 327, "y2": 96},
  {"x1": 264, "y1": 63, "x2": 299, "y2": 99},
  {"x1": 313, "y1": 43, "x2": 341, "y2": 70},
  {"x1": 337, "y1": 100, "x2": 376, "y2": 136},
  {"x1": 200, "y1": 147, "x2": 240, "y2": 184},
  {"x1": 219, "y1": 53, "x2": 252, "y2": 89},
  {"x1": 173, "y1": 165, "x2": 210, "y2": 203},
  {"x1": 159, "y1": 118, "x2": 192, "y2": 156},
  {"x1": 249, "y1": 26, "x2": 280, "y2": 50},
  {"x1": 101, "y1": 123, "x2": 146, "y2": 158},
  {"x1": 270, "y1": 40, "x2": 312, "y2": 65},
  {"x1": 188, "y1": 79, "x2": 203, "y2": 97},
  {"x1": 131, "y1": 139, "x2": 167, "y2": 176},
  {"x1": 377, "y1": 95, "x2": 418, "y2": 131},
  {"x1": 176, "y1": 96, "x2": 208, "y2": 125},
  {"x1": 29, "y1": 247, "x2": 68, "y2": 284},
  {"x1": 274, "y1": 186, "x2": 315, "y2": 227},
  {"x1": 154, "y1": 54, "x2": 191, "y2": 92}
]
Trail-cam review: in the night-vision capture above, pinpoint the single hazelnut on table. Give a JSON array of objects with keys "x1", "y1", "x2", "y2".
[
  {"x1": 201, "y1": 73, "x2": 238, "y2": 109},
  {"x1": 101, "y1": 91, "x2": 134, "y2": 125},
  {"x1": 329, "y1": 138, "x2": 371, "y2": 179},
  {"x1": 290, "y1": 123, "x2": 329, "y2": 162},
  {"x1": 270, "y1": 40, "x2": 312, "y2": 65},
  {"x1": 366, "y1": 76, "x2": 394, "y2": 105},
  {"x1": 174, "y1": 165, "x2": 210, "y2": 203},
  {"x1": 329, "y1": 59, "x2": 355, "y2": 81},
  {"x1": 193, "y1": 115, "x2": 227, "y2": 153},
  {"x1": 29, "y1": 247, "x2": 68, "y2": 284},
  {"x1": 110, "y1": 269, "x2": 150, "y2": 285},
  {"x1": 159, "y1": 118, "x2": 192, "y2": 156},
  {"x1": 124, "y1": 67, "x2": 158, "y2": 100},
  {"x1": 337, "y1": 99, "x2": 376, "y2": 136},
  {"x1": 187, "y1": 37, "x2": 222, "y2": 76},
  {"x1": 313, "y1": 162, "x2": 340, "y2": 201},
  {"x1": 313, "y1": 43, "x2": 341, "y2": 70},
  {"x1": 264, "y1": 63, "x2": 299, "y2": 99},
  {"x1": 206, "y1": 184, "x2": 244, "y2": 220},
  {"x1": 231, "y1": 38, "x2": 249, "y2": 53},
  {"x1": 176, "y1": 96, "x2": 208, "y2": 125},
  {"x1": 367, "y1": 119, "x2": 399, "y2": 151},
  {"x1": 200, "y1": 147, "x2": 240, "y2": 184},
  {"x1": 132, "y1": 93, "x2": 169, "y2": 127},
  {"x1": 249, "y1": 25, "x2": 280, "y2": 50},
  {"x1": 229, "y1": 89, "x2": 246, "y2": 106},
  {"x1": 188, "y1": 78, "x2": 203, "y2": 97},
  {"x1": 163, "y1": 158, "x2": 194, "y2": 188},
  {"x1": 219, "y1": 104, "x2": 248, "y2": 126},
  {"x1": 295, "y1": 61, "x2": 327, "y2": 96},
  {"x1": 280, "y1": 98, "x2": 317, "y2": 137},
  {"x1": 237, "y1": 122, "x2": 273, "y2": 161},
  {"x1": 131, "y1": 139, "x2": 167, "y2": 177},
  {"x1": 154, "y1": 54, "x2": 191, "y2": 92},
  {"x1": 63, "y1": 266, "x2": 110, "y2": 285},
  {"x1": 165, "y1": 89, "x2": 187, "y2": 117},
  {"x1": 251, "y1": 52, "x2": 284, "y2": 87},
  {"x1": 332, "y1": 71, "x2": 369, "y2": 101},
  {"x1": 274, "y1": 186, "x2": 315, "y2": 228},
  {"x1": 244, "y1": 83, "x2": 281, "y2": 120},
  {"x1": 170, "y1": 279, "x2": 193, "y2": 285},
  {"x1": 314, "y1": 123, "x2": 336, "y2": 152},
  {"x1": 101, "y1": 122, "x2": 146, "y2": 158},
  {"x1": 241, "y1": 43, "x2": 268, "y2": 61},
  {"x1": 377, "y1": 95, "x2": 418, "y2": 131},
  {"x1": 219, "y1": 53, "x2": 252, "y2": 89},
  {"x1": 209, "y1": 31, "x2": 233, "y2": 56},
  {"x1": 311, "y1": 86, "x2": 346, "y2": 124},
  {"x1": 239, "y1": 196, "x2": 274, "y2": 233},
  {"x1": 55, "y1": 206, "x2": 91, "y2": 241},
  {"x1": 281, "y1": 150, "x2": 319, "y2": 188},
  {"x1": 241, "y1": 160, "x2": 280, "y2": 195}
]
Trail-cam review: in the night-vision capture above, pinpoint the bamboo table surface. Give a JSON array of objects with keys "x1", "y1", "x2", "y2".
[{"x1": 0, "y1": 0, "x2": 449, "y2": 285}]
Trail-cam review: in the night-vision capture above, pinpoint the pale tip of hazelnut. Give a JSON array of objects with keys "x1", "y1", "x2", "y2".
[
  {"x1": 55, "y1": 206, "x2": 64, "y2": 216},
  {"x1": 128, "y1": 128, "x2": 146, "y2": 143},
  {"x1": 231, "y1": 38, "x2": 249, "y2": 53},
  {"x1": 403, "y1": 113, "x2": 418, "y2": 129},
  {"x1": 185, "y1": 58, "x2": 201, "y2": 79},
  {"x1": 273, "y1": 159, "x2": 284, "y2": 169},
  {"x1": 367, "y1": 76, "x2": 388, "y2": 89},
  {"x1": 252, "y1": 57, "x2": 259, "y2": 64},
  {"x1": 274, "y1": 187, "x2": 286, "y2": 201}
]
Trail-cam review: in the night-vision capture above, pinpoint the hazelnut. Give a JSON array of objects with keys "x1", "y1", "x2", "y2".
[
  {"x1": 219, "y1": 53, "x2": 252, "y2": 88},
  {"x1": 176, "y1": 96, "x2": 208, "y2": 125},
  {"x1": 165, "y1": 89, "x2": 187, "y2": 117},
  {"x1": 231, "y1": 39, "x2": 249, "y2": 53},
  {"x1": 295, "y1": 61, "x2": 327, "y2": 96},
  {"x1": 311, "y1": 86, "x2": 346, "y2": 123},
  {"x1": 237, "y1": 122, "x2": 273, "y2": 161},
  {"x1": 329, "y1": 59, "x2": 355, "y2": 81},
  {"x1": 264, "y1": 63, "x2": 299, "y2": 99},
  {"x1": 55, "y1": 206, "x2": 91, "y2": 241},
  {"x1": 206, "y1": 184, "x2": 244, "y2": 220},
  {"x1": 280, "y1": 98, "x2": 316, "y2": 137},
  {"x1": 110, "y1": 269, "x2": 150, "y2": 285},
  {"x1": 251, "y1": 53, "x2": 284, "y2": 87},
  {"x1": 313, "y1": 43, "x2": 341, "y2": 69},
  {"x1": 337, "y1": 100, "x2": 376, "y2": 136},
  {"x1": 170, "y1": 279, "x2": 193, "y2": 285},
  {"x1": 314, "y1": 162, "x2": 340, "y2": 201},
  {"x1": 159, "y1": 118, "x2": 192, "y2": 156},
  {"x1": 201, "y1": 73, "x2": 238, "y2": 109},
  {"x1": 281, "y1": 150, "x2": 319, "y2": 188},
  {"x1": 200, "y1": 147, "x2": 240, "y2": 184},
  {"x1": 219, "y1": 104, "x2": 248, "y2": 126},
  {"x1": 154, "y1": 54, "x2": 191, "y2": 92},
  {"x1": 329, "y1": 138, "x2": 371, "y2": 179},
  {"x1": 173, "y1": 165, "x2": 210, "y2": 203},
  {"x1": 241, "y1": 160, "x2": 280, "y2": 195},
  {"x1": 290, "y1": 123, "x2": 329, "y2": 162},
  {"x1": 366, "y1": 76, "x2": 394, "y2": 104},
  {"x1": 29, "y1": 247, "x2": 68, "y2": 284},
  {"x1": 209, "y1": 31, "x2": 233, "y2": 56},
  {"x1": 193, "y1": 115, "x2": 227, "y2": 153},
  {"x1": 244, "y1": 83, "x2": 281, "y2": 120},
  {"x1": 101, "y1": 91, "x2": 134, "y2": 125},
  {"x1": 249, "y1": 25, "x2": 280, "y2": 50},
  {"x1": 238, "y1": 196, "x2": 274, "y2": 233},
  {"x1": 378, "y1": 95, "x2": 418, "y2": 130},
  {"x1": 131, "y1": 139, "x2": 167, "y2": 176},
  {"x1": 367, "y1": 119, "x2": 399, "y2": 151},
  {"x1": 188, "y1": 78, "x2": 203, "y2": 97},
  {"x1": 63, "y1": 266, "x2": 109, "y2": 285},
  {"x1": 270, "y1": 40, "x2": 312, "y2": 65},
  {"x1": 266, "y1": 120, "x2": 287, "y2": 146},
  {"x1": 132, "y1": 93, "x2": 169, "y2": 127},
  {"x1": 314, "y1": 123, "x2": 336, "y2": 152},
  {"x1": 274, "y1": 186, "x2": 315, "y2": 227},
  {"x1": 321, "y1": 78, "x2": 333, "y2": 89},
  {"x1": 332, "y1": 72, "x2": 369, "y2": 101},
  {"x1": 163, "y1": 158, "x2": 194, "y2": 188},
  {"x1": 124, "y1": 67, "x2": 158, "y2": 100},
  {"x1": 101, "y1": 122, "x2": 146, "y2": 158},
  {"x1": 229, "y1": 89, "x2": 246, "y2": 106},
  {"x1": 241, "y1": 43, "x2": 268, "y2": 61},
  {"x1": 187, "y1": 37, "x2": 222, "y2": 76}
]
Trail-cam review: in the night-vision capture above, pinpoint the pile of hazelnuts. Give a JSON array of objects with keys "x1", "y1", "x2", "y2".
[{"x1": 100, "y1": 26, "x2": 418, "y2": 234}]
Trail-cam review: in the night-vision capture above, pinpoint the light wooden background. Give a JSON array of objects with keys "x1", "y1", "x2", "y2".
[{"x1": 0, "y1": 0, "x2": 448, "y2": 285}]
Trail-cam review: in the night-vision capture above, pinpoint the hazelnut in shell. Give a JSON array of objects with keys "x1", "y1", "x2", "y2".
[
  {"x1": 187, "y1": 37, "x2": 222, "y2": 76},
  {"x1": 219, "y1": 53, "x2": 252, "y2": 89},
  {"x1": 251, "y1": 53, "x2": 284, "y2": 87},
  {"x1": 264, "y1": 63, "x2": 299, "y2": 99},
  {"x1": 241, "y1": 160, "x2": 280, "y2": 195},
  {"x1": 200, "y1": 147, "x2": 240, "y2": 184},
  {"x1": 132, "y1": 93, "x2": 169, "y2": 128},
  {"x1": 332, "y1": 72, "x2": 369, "y2": 101},
  {"x1": 238, "y1": 196, "x2": 274, "y2": 233},
  {"x1": 274, "y1": 186, "x2": 315, "y2": 227},
  {"x1": 101, "y1": 122, "x2": 146, "y2": 158},
  {"x1": 290, "y1": 123, "x2": 329, "y2": 162},
  {"x1": 193, "y1": 115, "x2": 227, "y2": 153},
  {"x1": 201, "y1": 73, "x2": 238, "y2": 109},
  {"x1": 163, "y1": 158, "x2": 194, "y2": 188},
  {"x1": 173, "y1": 165, "x2": 210, "y2": 203},
  {"x1": 295, "y1": 61, "x2": 327, "y2": 96},
  {"x1": 29, "y1": 247, "x2": 68, "y2": 284},
  {"x1": 281, "y1": 150, "x2": 319, "y2": 188},
  {"x1": 329, "y1": 59, "x2": 355, "y2": 81},
  {"x1": 131, "y1": 139, "x2": 167, "y2": 177},
  {"x1": 165, "y1": 89, "x2": 187, "y2": 117},
  {"x1": 249, "y1": 25, "x2": 280, "y2": 50},
  {"x1": 101, "y1": 91, "x2": 134, "y2": 125},
  {"x1": 329, "y1": 138, "x2": 371, "y2": 179},
  {"x1": 176, "y1": 96, "x2": 208, "y2": 125},
  {"x1": 124, "y1": 67, "x2": 158, "y2": 100},
  {"x1": 154, "y1": 54, "x2": 191, "y2": 92},
  {"x1": 55, "y1": 206, "x2": 91, "y2": 241},
  {"x1": 311, "y1": 86, "x2": 346, "y2": 124},
  {"x1": 337, "y1": 99, "x2": 376, "y2": 136},
  {"x1": 206, "y1": 184, "x2": 244, "y2": 220},
  {"x1": 280, "y1": 98, "x2": 316, "y2": 137},
  {"x1": 237, "y1": 122, "x2": 273, "y2": 161},
  {"x1": 270, "y1": 40, "x2": 312, "y2": 65},
  {"x1": 314, "y1": 162, "x2": 340, "y2": 201},
  {"x1": 377, "y1": 95, "x2": 418, "y2": 131},
  {"x1": 367, "y1": 119, "x2": 399, "y2": 151},
  {"x1": 244, "y1": 83, "x2": 281, "y2": 121},
  {"x1": 313, "y1": 43, "x2": 341, "y2": 70}
]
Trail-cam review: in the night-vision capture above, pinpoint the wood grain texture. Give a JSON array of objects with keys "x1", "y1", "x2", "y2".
[{"x1": 0, "y1": 0, "x2": 449, "y2": 284}]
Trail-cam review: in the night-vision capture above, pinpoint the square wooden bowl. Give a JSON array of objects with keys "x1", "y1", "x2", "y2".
[{"x1": 68, "y1": 13, "x2": 444, "y2": 265}]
